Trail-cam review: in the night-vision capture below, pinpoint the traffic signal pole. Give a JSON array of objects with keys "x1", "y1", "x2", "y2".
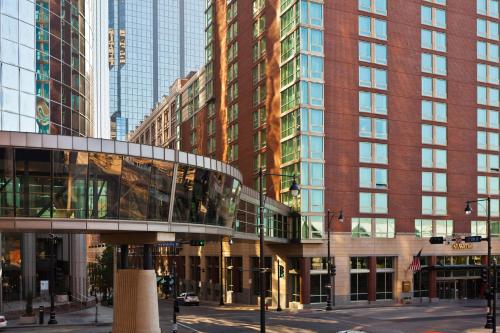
[{"x1": 276, "y1": 261, "x2": 282, "y2": 312}]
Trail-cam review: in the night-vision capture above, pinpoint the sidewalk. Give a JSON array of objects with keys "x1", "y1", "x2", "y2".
[{"x1": 7, "y1": 304, "x2": 113, "y2": 329}]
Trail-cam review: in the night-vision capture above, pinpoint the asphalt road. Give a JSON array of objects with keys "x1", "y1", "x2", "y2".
[{"x1": 4, "y1": 300, "x2": 495, "y2": 333}]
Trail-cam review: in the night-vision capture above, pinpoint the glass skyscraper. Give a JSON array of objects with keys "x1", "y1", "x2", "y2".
[{"x1": 108, "y1": 0, "x2": 205, "y2": 141}]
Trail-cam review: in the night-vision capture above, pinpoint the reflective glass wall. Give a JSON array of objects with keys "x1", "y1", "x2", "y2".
[
  {"x1": 0, "y1": 0, "x2": 94, "y2": 136},
  {"x1": 0, "y1": 147, "x2": 242, "y2": 227}
]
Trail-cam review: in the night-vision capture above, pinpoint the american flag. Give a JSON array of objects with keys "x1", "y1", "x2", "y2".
[{"x1": 409, "y1": 249, "x2": 422, "y2": 272}]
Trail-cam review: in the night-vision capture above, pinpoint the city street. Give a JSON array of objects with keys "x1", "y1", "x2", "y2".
[{"x1": 4, "y1": 300, "x2": 496, "y2": 333}]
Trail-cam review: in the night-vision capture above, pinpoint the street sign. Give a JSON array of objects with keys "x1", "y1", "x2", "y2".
[
  {"x1": 157, "y1": 242, "x2": 179, "y2": 247},
  {"x1": 429, "y1": 236, "x2": 444, "y2": 244},
  {"x1": 464, "y1": 236, "x2": 482, "y2": 243}
]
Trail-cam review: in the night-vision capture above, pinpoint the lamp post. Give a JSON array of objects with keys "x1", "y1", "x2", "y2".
[
  {"x1": 465, "y1": 197, "x2": 495, "y2": 331},
  {"x1": 258, "y1": 168, "x2": 299, "y2": 333},
  {"x1": 326, "y1": 209, "x2": 343, "y2": 311},
  {"x1": 48, "y1": 234, "x2": 58, "y2": 325}
]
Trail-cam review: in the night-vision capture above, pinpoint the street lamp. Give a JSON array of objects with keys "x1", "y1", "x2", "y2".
[
  {"x1": 325, "y1": 209, "x2": 343, "y2": 311},
  {"x1": 48, "y1": 234, "x2": 58, "y2": 325},
  {"x1": 464, "y1": 197, "x2": 495, "y2": 332},
  {"x1": 258, "y1": 168, "x2": 299, "y2": 333}
]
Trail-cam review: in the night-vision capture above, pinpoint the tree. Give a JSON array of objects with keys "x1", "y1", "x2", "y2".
[{"x1": 88, "y1": 246, "x2": 114, "y2": 305}]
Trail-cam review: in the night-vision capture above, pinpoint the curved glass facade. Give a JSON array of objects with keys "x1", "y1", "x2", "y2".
[
  {"x1": 0, "y1": 147, "x2": 241, "y2": 228},
  {"x1": 0, "y1": 0, "x2": 94, "y2": 136}
]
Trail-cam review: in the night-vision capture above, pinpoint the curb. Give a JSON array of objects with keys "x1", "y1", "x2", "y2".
[{"x1": 6, "y1": 322, "x2": 112, "y2": 329}]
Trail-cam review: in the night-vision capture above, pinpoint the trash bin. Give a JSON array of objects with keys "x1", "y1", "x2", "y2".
[{"x1": 38, "y1": 306, "x2": 44, "y2": 325}]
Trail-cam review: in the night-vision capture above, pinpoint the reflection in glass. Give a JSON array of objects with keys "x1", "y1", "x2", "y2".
[
  {"x1": 0, "y1": 148, "x2": 14, "y2": 216},
  {"x1": 205, "y1": 172, "x2": 224, "y2": 225},
  {"x1": 148, "y1": 160, "x2": 174, "y2": 221},
  {"x1": 172, "y1": 166, "x2": 195, "y2": 222},
  {"x1": 120, "y1": 157, "x2": 151, "y2": 220},
  {"x1": 15, "y1": 149, "x2": 51, "y2": 217},
  {"x1": 52, "y1": 151, "x2": 88, "y2": 218},
  {"x1": 190, "y1": 169, "x2": 210, "y2": 223},
  {"x1": 88, "y1": 153, "x2": 122, "y2": 219}
]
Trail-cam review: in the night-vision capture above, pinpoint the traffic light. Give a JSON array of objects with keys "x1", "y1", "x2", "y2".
[
  {"x1": 429, "y1": 236, "x2": 444, "y2": 244},
  {"x1": 278, "y1": 265, "x2": 284, "y2": 278},
  {"x1": 481, "y1": 268, "x2": 489, "y2": 283},
  {"x1": 190, "y1": 240, "x2": 205, "y2": 246},
  {"x1": 330, "y1": 265, "x2": 336, "y2": 276}
]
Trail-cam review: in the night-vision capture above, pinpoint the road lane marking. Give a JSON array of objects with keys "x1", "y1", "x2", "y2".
[{"x1": 178, "y1": 321, "x2": 204, "y2": 333}]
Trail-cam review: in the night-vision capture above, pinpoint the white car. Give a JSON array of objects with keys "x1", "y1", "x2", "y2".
[
  {"x1": 177, "y1": 292, "x2": 199, "y2": 306},
  {"x1": 0, "y1": 315, "x2": 7, "y2": 328}
]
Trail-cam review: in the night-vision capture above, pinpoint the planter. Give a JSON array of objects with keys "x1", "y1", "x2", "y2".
[{"x1": 18, "y1": 315, "x2": 36, "y2": 324}]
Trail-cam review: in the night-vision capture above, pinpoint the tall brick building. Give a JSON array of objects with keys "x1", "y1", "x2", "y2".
[{"x1": 130, "y1": 0, "x2": 500, "y2": 306}]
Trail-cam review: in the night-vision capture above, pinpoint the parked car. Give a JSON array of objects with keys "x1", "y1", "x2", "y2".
[
  {"x1": 336, "y1": 331, "x2": 367, "y2": 333},
  {"x1": 0, "y1": 315, "x2": 8, "y2": 329},
  {"x1": 177, "y1": 292, "x2": 199, "y2": 306}
]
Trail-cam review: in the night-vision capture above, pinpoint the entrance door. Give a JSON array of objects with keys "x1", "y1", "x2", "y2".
[{"x1": 438, "y1": 280, "x2": 457, "y2": 299}]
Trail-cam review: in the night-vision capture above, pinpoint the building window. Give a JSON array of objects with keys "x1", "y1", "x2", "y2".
[
  {"x1": 477, "y1": 86, "x2": 500, "y2": 107},
  {"x1": 251, "y1": 257, "x2": 271, "y2": 297},
  {"x1": 421, "y1": 29, "x2": 446, "y2": 52},
  {"x1": 300, "y1": 27, "x2": 324, "y2": 53},
  {"x1": 471, "y1": 220, "x2": 487, "y2": 238},
  {"x1": 376, "y1": 257, "x2": 394, "y2": 300},
  {"x1": 352, "y1": 217, "x2": 372, "y2": 238},
  {"x1": 478, "y1": 153, "x2": 500, "y2": 172},
  {"x1": 421, "y1": 6, "x2": 446, "y2": 28},
  {"x1": 422, "y1": 100, "x2": 447, "y2": 122},
  {"x1": 477, "y1": 131, "x2": 499, "y2": 151},
  {"x1": 359, "y1": 66, "x2": 388, "y2": 90},
  {"x1": 435, "y1": 219, "x2": 453, "y2": 236},
  {"x1": 422, "y1": 77, "x2": 447, "y2": 99},
  {"x1": 359, "y1": 16, "x2": 387, "y2": 40},
  {"x1": 477, "y1": 19, "x2": 499, "y2": 40},
  {"x1": 477, "y1": 41, "x2": 499, "y2": 62},
  {"x1": 415, "y1": 219, "x2": 433, "y2": 238},
  {"x1": 359, "y1": 117, "x2": 388, "y2": 139},
  {"x1": 422, "y1": 148, "x2": 447, "y2": 169},
  {"x1": 350, "y1": 257, "x2": 369, "y2": 301},
  {"x1": 375, "y1": 218, "x2": 395, "y2": 238},
  {"x1": 478, "y1": 175, "x2": 500, "y2": 194},
  {"x1": 300, "y1": 54, "x2": 324, "y2": 80},
  {"x1": 421, "y1": 53, "x2": 447, "y2": 75},
  {"x1": 422, "y1": 124, "x2": 447, "y2": 145},
  {"x1": 424, "y1": 0, "x2": 446, "y2": 4},
  {"x1": 359, "y1": 41, "x2": 387, "y2": 65},
  {"x1": 422, "y1": 172, "x2": 447, "y2": 192},
  {"x1": 359, "y1": 192, "x2": 388, "y2": 214},
  {"x1": 477, "y1": 198, "x2": 500, "y2": 217},
  {"x1": 358, "y1": 0, "x2": 387, "y2": 15},
  {"x1": 359, "y1": 91, "x2": 387, "y2": 115},
  {"x1": 422, "y1": 196, "x2": 447, "y2": 215},
  {"x1": 478, "y1": 109, "x2": 500, "y2": 129},
  {"x1": 300, "y1": 81, "x2": 324, "y2": 106},
  {"x1": 359, "y1": 167, "x2": 388, "y2": 189},
  {"x1": 477, "y1": 63, "x2": 499, "y2": 84},
  {"x1": 478, "y1": 0, "x2": 499, "y2": 18},
  {"x1": 225, "y1": 257, "x2": 242, "y2": 293},
  {"x1": 359, "y1": 142, "x2": 388, "y2": 164},
  {"x1": 301, "y1": 0, "x2": 324, "y2": 26}
]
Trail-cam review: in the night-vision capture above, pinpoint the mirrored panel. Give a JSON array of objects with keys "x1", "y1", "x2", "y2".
[
  {"x1": 88, "y1": 153, "x2": 122, "y2": 219},
  {"x1": 119, "y1": 157, "x2": 151, "y2": 220}
]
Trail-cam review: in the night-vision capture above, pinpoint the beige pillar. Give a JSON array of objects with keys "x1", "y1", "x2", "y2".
[{"x1": 112, "y1": 269, "x2": 160, "y2": 333}]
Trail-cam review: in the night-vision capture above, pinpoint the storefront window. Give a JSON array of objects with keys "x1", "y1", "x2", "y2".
[
  {"x1": 376, "y1": 257, "x2": 394, "y2": 300},
  {"x1": 226, "y1": 257, "x2": 242, "y2": 293},
  {"x1": 2, "y1": 233, "x2": 21, "y2": 301},
  {"x1": 251, "y1": 257, "x2": 271, "y2": 297},
  {"x1": 350, "y1": 257, "x2": 369, "y2": 301}
]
